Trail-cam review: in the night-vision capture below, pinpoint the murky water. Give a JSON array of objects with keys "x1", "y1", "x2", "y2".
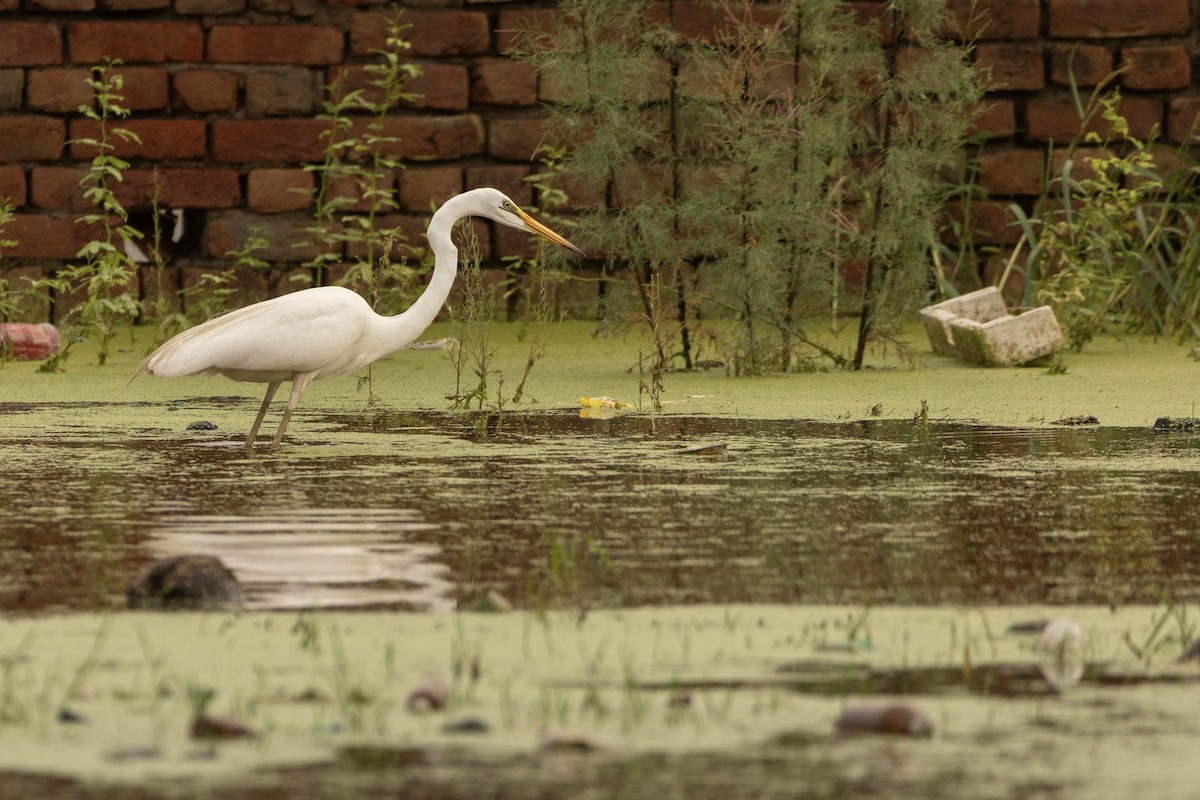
[{"x1": 2, "y1": 404, "x2": 1198, "y2": 612}]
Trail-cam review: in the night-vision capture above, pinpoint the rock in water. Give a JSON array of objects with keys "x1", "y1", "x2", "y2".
[
  {"x1": 834, "y1": 703, "x2": 933, "y2": 737},
  {"x1": 126, "y1": 555, "x2": 244, "y2": 611}
]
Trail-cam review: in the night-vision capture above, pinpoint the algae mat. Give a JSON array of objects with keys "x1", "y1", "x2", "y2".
[
  {"x1": 0, "y1": 605, "x2": 1197, "y2": 799},
  {"x1": 1, "y1": 321, "x2": 1198, "y2": 427}
]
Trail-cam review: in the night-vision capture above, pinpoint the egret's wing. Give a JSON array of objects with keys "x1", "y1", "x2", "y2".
[{"x1": 137, "y1": 287, "x2": 372, "y2": 379}]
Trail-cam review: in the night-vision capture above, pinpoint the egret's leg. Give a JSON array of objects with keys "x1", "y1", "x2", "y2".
[
  {"x1": 245, "y1": 382, "x2": 281, "y2": 450},
  {"x1": 270, "y1": 374, "x2": 315, "y2": 449}
]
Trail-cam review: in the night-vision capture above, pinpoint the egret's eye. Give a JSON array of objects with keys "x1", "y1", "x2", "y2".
[{"x1": 501, "y1": 200, "x2": 514, "y2": 211}]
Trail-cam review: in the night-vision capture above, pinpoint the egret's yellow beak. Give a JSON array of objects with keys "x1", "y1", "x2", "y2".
[{"x1": 514, "y1": 206, "x2": 585, "y2": 256}]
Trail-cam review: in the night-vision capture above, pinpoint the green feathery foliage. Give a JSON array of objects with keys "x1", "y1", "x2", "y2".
[{"x1": 518, "y1": 0, "x2": 983, "y2": 373}]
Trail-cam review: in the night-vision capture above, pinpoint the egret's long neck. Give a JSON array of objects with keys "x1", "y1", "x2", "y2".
[{"x1": 374, "y1": 197, "x2": 464, "y2": 352}]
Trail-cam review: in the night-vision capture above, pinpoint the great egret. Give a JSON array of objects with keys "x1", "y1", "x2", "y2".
[{"x1": 133, "y1": 188, "x2": 583, "y2": 450}]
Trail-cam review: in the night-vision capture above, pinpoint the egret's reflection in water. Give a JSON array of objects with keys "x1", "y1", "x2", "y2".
[{"x1": 144, "y1": 508, "x2": 454, "y2": 611}]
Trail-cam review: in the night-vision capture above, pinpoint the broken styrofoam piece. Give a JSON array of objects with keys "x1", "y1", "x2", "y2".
[
  {"x1": 0, "y1": 322, "x2": 60, "y2": 361},
  {"x1": 919, "y1": 287, "x2": 1064, "y2": 367}
]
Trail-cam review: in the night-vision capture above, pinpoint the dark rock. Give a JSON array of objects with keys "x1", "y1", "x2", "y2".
[
  {"x1": 834, "y1": 703, "x2": 933, "y2": 737},
  {"x1": 405, "y1": 676, "x2": 450, "y2": 713},
  {"x1": 57, "y1": 707, "x2": 85, "y2": 724},
  {"x1": 1007, "y1": 619, "x2": 1050, "y2": 634},
  {"x1": 126, "y1": 555, "x2": 244, "y2": 611},
  {"x1": 442, "y1": 717, "x2": 490, "y2": 734},
  {"x1": 191, "y1": 714, "x2": 256, "y2": 740}
]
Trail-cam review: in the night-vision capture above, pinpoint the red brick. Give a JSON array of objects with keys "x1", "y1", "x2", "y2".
[
  {"x1": 245, "y1": 69, "x2": 316, "y2": 116},
  {"x1": 1049, "y1": 44, "x2": 1112, "y2": 88},
  {"x1": 953, "y1": 200, "x2": 1023, "y2": 242},
  {"x1": 4, "y1": 214, "x2": 94, "y2": 260},
  {"x1": 331, "y1": 65, "x2": 448, "y2": 110},
  {"x1": 211, "y1": 119, "x2": 329, "y2": 163},
  {"x1": 68, "y1": 21, "x2": 203, "y2": 63},
  {"x1": 0, "y1": 166, "x2": 27, "y2": 206},
  {"x1": 406, "y1": 62, "x2": 470, "y2": 110},
  {"x1": 322, "y1": 173, "x2": 392, "y2": 214},
  {"x1": 174, "y1": 0, "x2": 244, "y2": 13},
  {"x1": 0, "y1": 69, "x2": 22, "y2": 110},
  {"x1": 471, "y1": 58, "x2": 537, "y2": 106},
  {"x1": 203, "y1": 211, "x2": 330, "y2": 262},
  {"x1": 946, "y1": 0, "x2": 1039, "y2": 40},
  {"x1": 1167, "y1": 97, "x2": 1200, "y2": 145},
  {"x1": 969, "y1": 99, "x2": 1016, "y2": 139},
  {"x1": 553, "y1": 169, "x2": 606, "y2": 211},
  {"x1": 495, "y1": 8, "x2": 560, "y2": 55},
  {"x1": 492, "y1": 218, "x2": 549, "y2": 261},
  {"x1": 333, "y1": 61, "x2": 468, "y2": 111},
  {"x1": 101, "y1": 0, "x2": 168, "y2": 9},
  {"x1": 31, "y1": 67, "x2": 169, "y2": 113},
  {"x1": 0, "y1": 117, "x2": 65, "y2": 162},
  {"x1": 464, "y1": 165, "x2": 532, "y2": 205},
  {"x1": 975, "y1": 43, "x2": 1043, "y2": 91},
  {"x1": 1026, "y1": 96, "x2": 1161, "y2": 143},
  {"x1": 27, "y1": 69, "x2": 91, "y2": 114},
  {"x1": 172, "y1": 69, "x2": 239, "y2": 113},
  {"x1": 977, "y1": 148, "x2": 1045, "y2": 196},
  {"x1": 1121, "y1": 46, "x2": 1191, "y2": 91},
  {"x1": 31, "y1": 167, "x2": 91, "y2": 211},
  {"x1": 118, "y1": 169, "x2": 241, "y2": 210},
  {"x1": 343, "y1": 212, "x2": 432, "y2": 262},
  {"x1": 342, "y1": 212, "x2": 428, "y2": 262},
  {"x1": 248, "y1": 169, "x2": 313, "y2": 213},
  {"x1": 1048, "y1": 0, "x2": 1189, "y2": 37},
  {"x1": 352, "y1": 10, "x2": 489, "y2": 57},
  {"x1": 116, "y1": 67, "x2": 169, "y2": 110},
  {"x1": 487, "y1": 115, "x2": 545, "y2": 161},
  {"x1": 372, "y1": 115, "x2": 485, "y2": 161},
  {"x1": 398, "y1": 166, "x2": 461, "y2": 212},
  {"x1": 28, "y1": 0, "x2": 93, "y2": 10},
  {"x1": 647, "y1": 0, "x2": 779, "y2": 44},
  {"x1": 209, "y1": 25, "x2": 343, "y2": 65},
  {"x1": 69, "y1": 119, "x2": 207, "y2": 160},
  {"x1": 0, "y1": 23, "x2": 62, "y2": 66}
]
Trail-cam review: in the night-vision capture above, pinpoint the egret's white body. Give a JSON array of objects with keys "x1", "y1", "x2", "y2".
[{"x1": 134, "y1": 188, "x2": 582, "y2": 449}]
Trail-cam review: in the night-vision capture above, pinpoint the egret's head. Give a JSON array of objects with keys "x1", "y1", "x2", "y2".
[{"x1": 483, "y1": 189, "x2": 585, "y2": 256}]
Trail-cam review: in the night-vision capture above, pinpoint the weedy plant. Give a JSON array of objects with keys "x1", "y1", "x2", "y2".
[
  {"x1": 41, "y1": 59, "x2": 143, "y2": 369},
  {"x1": 444, "y1": 148, "x2": 574, "y2": 413},
  {"x1": 1006, "y1": 77, "x2": 1200, "y2": 350},
  {"x1": 445, "y1": 224, "x2": 497, "y2": 411},
  {"x1": 304, "y1": 8, "x2": 423, "y2": 403}
]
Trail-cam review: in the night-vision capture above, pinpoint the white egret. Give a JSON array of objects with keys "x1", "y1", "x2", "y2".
[{"x1": 133, "y1": 188, "x2": 583, "y2": 450}]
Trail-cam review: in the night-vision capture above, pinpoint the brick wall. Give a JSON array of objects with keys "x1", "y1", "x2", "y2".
[{"x1": 0, "y1": 0, "x2": 1197, "y2": 320}]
